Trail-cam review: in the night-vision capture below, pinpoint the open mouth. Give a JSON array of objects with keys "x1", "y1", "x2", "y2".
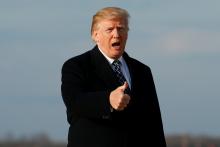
[{"x1": 112, "y1": 42, "x2": 120, "y2": 47}]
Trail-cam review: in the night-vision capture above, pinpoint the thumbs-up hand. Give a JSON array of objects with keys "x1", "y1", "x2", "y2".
[
  {"x1": 119, "y1": 81, "x2": 129, "y2": 92},
  {"x1": 109, "y1": 82, "x2": 131, "y2": 111}
]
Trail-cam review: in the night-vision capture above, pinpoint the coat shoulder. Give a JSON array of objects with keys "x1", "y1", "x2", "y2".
[
  {"x1": 62, "y1": 50, "x2": 92, "y2": 70},
  {"x1": 126, "y1": 55, "x2": 151, "y2": 72}
]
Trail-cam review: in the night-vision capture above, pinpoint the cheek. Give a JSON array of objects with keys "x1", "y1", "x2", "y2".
[
  {"x1": 123, "y1": 36, "x2": 128, "y2": 44},
  {"x1": 123, "y1": 34, "x2": 128, "y2": 40}
]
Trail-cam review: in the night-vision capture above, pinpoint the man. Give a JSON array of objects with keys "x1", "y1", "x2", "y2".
[{"x1": 61, "y1": 7, "x2": 167, "y2": 147}]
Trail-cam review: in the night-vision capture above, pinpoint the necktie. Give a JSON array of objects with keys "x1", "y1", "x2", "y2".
[{"x1": 112, "y1": 60, "x2": 131, "y2": 94}]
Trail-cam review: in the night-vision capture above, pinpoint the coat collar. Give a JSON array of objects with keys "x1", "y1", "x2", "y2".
[{"x1": 89, "y1": 45, "x2": 134, "y2": 91}]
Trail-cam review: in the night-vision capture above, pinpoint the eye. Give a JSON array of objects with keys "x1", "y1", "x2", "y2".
[
  {"x1": 105, "y1": 28, "x2": 113, "y2": 33},
  {"x1": 117, "y1": 27, "x2": 127, "y2": 33}
]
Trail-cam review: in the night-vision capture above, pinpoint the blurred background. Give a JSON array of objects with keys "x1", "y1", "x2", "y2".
[{"x1": 1, "y1": 0, "x2": 220, "y2": 146}]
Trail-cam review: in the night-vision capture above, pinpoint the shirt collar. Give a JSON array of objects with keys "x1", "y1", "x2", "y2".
[{"x1": 98, "y1": 47, "x2": 123, "y2": 64}]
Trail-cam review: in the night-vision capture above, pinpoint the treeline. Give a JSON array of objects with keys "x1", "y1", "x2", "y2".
[
  {"x1": 0, "y1": 133, "x2": 66, "y2": 147},
  {"x1": 1, "y1": 134, "x2": 220, "y2": 147},
  {"x1": 166, "y1": 134, "x2": 220, "y2": 147}
]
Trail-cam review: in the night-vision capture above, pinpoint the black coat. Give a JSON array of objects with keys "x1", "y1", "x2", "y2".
[{"x1": 61, "y1": 46, "x2": 166, "y2": 147}]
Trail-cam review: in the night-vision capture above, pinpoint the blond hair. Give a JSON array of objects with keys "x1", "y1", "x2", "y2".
[{"x1": 91, "y1": 7, "x2": 130, "y2": 36}]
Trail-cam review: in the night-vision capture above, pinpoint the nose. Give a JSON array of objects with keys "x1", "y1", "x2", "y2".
[{"x1": 112, "y1": 28, "x2": 120, "y2": 38}]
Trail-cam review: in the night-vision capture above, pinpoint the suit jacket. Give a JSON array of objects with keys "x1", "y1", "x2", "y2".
[{"x1": 61, "y1": 46, "x2": 166, "y2": 147}]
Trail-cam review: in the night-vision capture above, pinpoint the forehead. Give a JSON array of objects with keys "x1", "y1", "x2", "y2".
[{"x1": 98, "y1": 19, "x2": 126, "y2": 28}]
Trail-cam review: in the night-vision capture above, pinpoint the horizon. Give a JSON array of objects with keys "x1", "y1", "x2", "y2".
[{"x1": 0, "y1": 0, "x2": 220, "y2": 142}]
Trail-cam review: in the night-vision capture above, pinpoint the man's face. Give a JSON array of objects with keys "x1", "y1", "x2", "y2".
[{"x1": 93, "y1": 18, "x2": 128, "y2": 59}]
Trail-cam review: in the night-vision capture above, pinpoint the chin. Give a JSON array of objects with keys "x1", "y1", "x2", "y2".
[{"x1": 112, "y1": 52, "x2": 123, "y2": 59}]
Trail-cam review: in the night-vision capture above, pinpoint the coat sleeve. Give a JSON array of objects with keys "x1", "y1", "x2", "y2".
[
  {"x1": 147, "y1": 67, "x2": 167, "y2": 147},
  {"x1": 61, "y1": 59, "x2": 112, "y2": 123}
]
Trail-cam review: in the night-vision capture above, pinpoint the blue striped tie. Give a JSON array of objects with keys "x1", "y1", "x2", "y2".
[{"x1": 112, "y1": 60, "x2": 131, "y2": 94}]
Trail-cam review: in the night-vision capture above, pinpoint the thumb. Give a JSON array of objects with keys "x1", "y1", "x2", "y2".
[{"x1": 119, "y1": 82, "x2": 129, "y2": 92}]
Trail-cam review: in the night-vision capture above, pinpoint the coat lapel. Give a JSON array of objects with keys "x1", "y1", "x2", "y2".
[{"x1": 90, "y1": 46, "x2": 119, "y2": 89}]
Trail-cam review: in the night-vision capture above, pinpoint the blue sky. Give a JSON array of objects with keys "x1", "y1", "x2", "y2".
[{"x1": 0, "y1": 0, "x2": 220, "y2": 141}]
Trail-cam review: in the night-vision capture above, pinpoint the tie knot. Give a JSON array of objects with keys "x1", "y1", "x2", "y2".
[{"x1": 112, "y1": 60, "x2": 121, "y2": 66}]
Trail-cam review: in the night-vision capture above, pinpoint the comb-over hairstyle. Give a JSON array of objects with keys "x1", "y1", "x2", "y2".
[{"x1": 91, "y1": 7, "x2": 130, "y2": 35}]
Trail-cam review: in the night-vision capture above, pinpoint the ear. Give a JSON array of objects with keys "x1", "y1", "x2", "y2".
[{"x1": 92, "y1": 30, "x2": 99, "y2": 43}]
